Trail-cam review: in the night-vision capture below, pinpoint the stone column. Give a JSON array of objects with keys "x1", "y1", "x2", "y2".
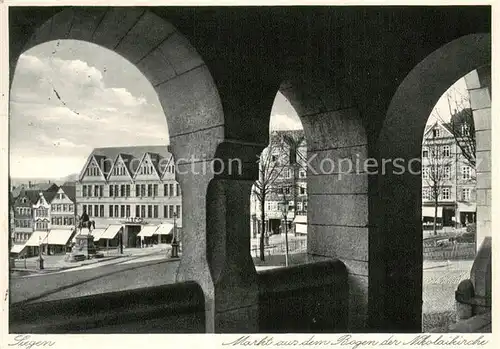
[
  {"x1": 174, "y1": 140, "x2": 262, "y2": 333},
  {"x1": 464, "y1": 66, "x2": 491, "y2": 250}
]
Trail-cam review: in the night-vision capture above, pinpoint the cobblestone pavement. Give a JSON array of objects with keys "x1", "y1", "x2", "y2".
[{"x1": 422, "y1": 260, "x2": 473, "y2": 331}]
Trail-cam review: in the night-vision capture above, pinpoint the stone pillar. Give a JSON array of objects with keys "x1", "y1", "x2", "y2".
[
  {"x1": 174, "y1": 140, "x2": 262, "y2": 333},
  {"x1": 302, "y1": 107, "x2": 370, "y2": 331},
  {"x1": 464, "y1": 66, "x2": 491, "y2": 250}
]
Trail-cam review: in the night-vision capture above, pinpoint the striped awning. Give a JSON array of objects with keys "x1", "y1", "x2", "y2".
[{"x1": 137, "y1": 225, "x2": 159, "y2": 237}]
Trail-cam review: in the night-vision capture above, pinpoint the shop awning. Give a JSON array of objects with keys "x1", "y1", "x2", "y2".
[
  {"x1": 138, "y1": 225, "x2": 159, "y2": 237},
  {"x1": 43, "y1": 229, "x2": 74, "y2": 245},
  {"x1": 422, "y1": 206, "x2": 442, "y2": 218},
  {"x1": 11, "y1": 244, "x2": 26, "y2": 254},
  {"x1": 295, "y1": 223, "x2": 307, "y2": 234},
  {"x1": 156, "y1": 223, "x2": 174, "y2": 235},
  {"x1": 25, "y1": 231, "x2": 48, "y2": 247},
  {"x1": 99, "y1": 225, "x2": 122, "y2": 240},
  {"x1": 293, "y1": 215, "x2": 307, "y2": 224},
  {"x1": 91, "y1": 228, "x2": 106, "y2": 241}
]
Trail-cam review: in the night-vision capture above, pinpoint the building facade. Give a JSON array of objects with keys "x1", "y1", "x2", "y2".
[
  {"x1": 421, "y1": 121, "x2": 477, "y2": 228},
  {"x1": 250, "y1": 130, "x2": 308, "y2": 236},
  {"x1": 76, "y1": 146, "x2": 182, "y2": 248}
]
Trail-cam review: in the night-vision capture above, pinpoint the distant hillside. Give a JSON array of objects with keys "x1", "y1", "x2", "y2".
[{"x1": 11, "y1": 173, "x2": 79, "y2": 189}]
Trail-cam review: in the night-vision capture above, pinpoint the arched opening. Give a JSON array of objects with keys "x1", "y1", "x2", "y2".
[
  {"x1": 250, "y1": 91, "x2": 307, "y2": 268},
  {"x1": 375, "y1": 33, "x2": 490, "y2": 332},
  {"x1": 9, "y1": 7, "x2": 228, "y2": 333}
]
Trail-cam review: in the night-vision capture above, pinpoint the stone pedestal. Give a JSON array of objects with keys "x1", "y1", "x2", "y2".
[{"x1": 70, "y1": 234, "x2": 96, "y2": 261}]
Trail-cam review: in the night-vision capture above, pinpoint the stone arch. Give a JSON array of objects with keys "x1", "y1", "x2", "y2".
[
  {"x1": 10, "y1": 6, "x2": 228, "y2": 332},
  {"x1": 374, "y1": 33, "x2": 491, "y2": 331},
  {"x1": 279, "y1": 71, "x2": 370, "y2": 330}
]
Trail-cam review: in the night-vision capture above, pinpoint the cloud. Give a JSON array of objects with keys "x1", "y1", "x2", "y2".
[
  {"x1": 270, "y1": 113, "x2": 303, "y2": 131},
  {"x1": 10, "y1": 49, "x2": 169, "y2": 179}
]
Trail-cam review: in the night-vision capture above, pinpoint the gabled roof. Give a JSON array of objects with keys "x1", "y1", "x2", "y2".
[
  {"x1": 423, "y1": 121, "x2": 454, "y2": 139},
  {"x1": 15, "y1": 189, "x2": 40, "y2": 205},
  {"x1": 133, "y1": 152, "x2": 162, "y2": 179},
  {"x1": 160, "y1": 154, "x2": 175, "y2": 179},
  {"x1": 60, "y1": 184, "x2": 76, "y2": 202},
  {"x1": 78, "y1": 154, "x2": 108, "y2": 181},
  {"x1": 80, "y1": 146, "x2": 171, "y2": 181},
  {"x1": 106, "y1": 153, "x2": 134, "y2": 180}
]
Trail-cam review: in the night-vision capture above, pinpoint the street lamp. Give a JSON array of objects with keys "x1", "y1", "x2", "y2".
[{"x1": 171, "y1": 212, "x2": 179, "y2": 258}]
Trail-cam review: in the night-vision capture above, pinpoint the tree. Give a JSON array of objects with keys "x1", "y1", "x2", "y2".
[
  {"x1": 253, "y1": 134, "x2": 285, "y2": 261},
  {"x1": 281, "y1": 133, "x2": 306, "y2": 232},
  {"x1": 423, "y1": 130, "x2": 453, "y2": 235},
  {"x1": 433, "y1": 89, "x2": 476, "y2": 170}
]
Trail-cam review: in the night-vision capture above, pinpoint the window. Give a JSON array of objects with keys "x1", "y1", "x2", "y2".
[
  {"x1": 114, "y1": 205, "x2": 119, "y2": 218},
  {"x1": 94, "y1": 205, "x2": 99, "y2": 217},
  {"x1": 141, "y1": 205, "x2": 146, "y2": 218},
  {"x1": 267, "y1": 202, "x2": 271, "y2": 211},
  {"x1": 83, "y1": 185, "x2": 87, "y2": 197},
  {"x1": 153, "y1": 205, "x2": 158, "y2": 218},
  {"x1": 443, "y1": 145, "x2": 451, "y2": 157},
  {"x1": 110, "y1": 185, "x2": 114, "y2": 197},
  {"x1": 120, "y1": 205, "x2": 125, "y2": 218},
  {"x1": 63, "y1": 217, "x2": 68, "y2": 225},
  {"x1": 126, "y1": 185, "x2": 130, "y2": 197},
  {"x1": 169, "y1": 184, "x2": 174, "y2": 197},
  {"x1": 432, "y1": 128, "x2": 440, "y2": 138},
  {"x1": 94, "y1": 185, "x2": 99, "y2": 197},
  {"x1": 135, "y1": 185, "x2": 140, "y2": 197},
  {"x1": 443, "y1": 166, "x2": 451, "y2": 180},
  {"x1": 141, "y1": 185, "x2": 146, "y2": 197},
  {"x1": 57, "y1": 204, "x2": 62, "y2": 212},
  {"x1": 300, "y1": 186, "x2": 306, "y2": 195},
  {"x1": 126, "y1": 205, "x2": 130, "y2": 217},
  {"x1": 422, "y1": 188, "x2": 430, "y2": 200},
  {"x1": 422, "y1": 167, "x2": 430, "y2": 180},
  {"x1": 148, "y1": 184, "x2": 152, "y2": 197},
  {"x1": 176, "y1": 205, "x2": 181, "y2": 217},
  {"x1": 110, "y1": 205, "x2": 114, "y2": 217},
  {"x1": 100, "y1": 205, "x2": 104, "y2": 217},
  {"x1": 169, "y1": 205, "x2": 174, "y2": 218},
  {"x1": 462, "y1": 188, "x2": 471, "y2": 201},
  {"x1": 121, "y1": 185, "x2": 125, "y2": 197},
  {"x1": 462, "y1": 166, "x2": 471, "y2": 180},
  {"x1": 87, "y1": 186, "x2": 92, "y2": 197},
  {"x1": 164, "y1": 205, "x2": 168, "y2": 218},
  {"x1": 164, "y1": 184, "x2": 168, "y2": 196},
  {"x1": 284, "y1": 169, "x2": 291, "y2": 179},
  {"x1": 461, "y1": 124, "x2": 470, "y2": 136},
  {"x1": 299, "y1": 169, "x2": 306, "y2": 178},
  {"x1": 176, "y1": 184, "x2": 180, "y2": 196},
  {"x1": 136, "y1": 205, "x2": 140, "y2": 218},
  {"x1": 271, "y1": 155, "x2": 277, "y2": 162},
  {"x1": 441, "y1": 188, "x2": 450, "y2": 200},
  {"x1": 147, "y1": 205, "x2": 152, "y2": 218},
  {"x1": 285, "y1": 187, "x2": 290, "y2": 195},
  {"x1": 297, "y1": 202, "x2": 302, "y2": 211},
  {"x1": 100, "y1": 185, "x2": 104, "y2": 197},
  {"x1": 153, "y1": 184, "x2": 158, "y2": 197}
]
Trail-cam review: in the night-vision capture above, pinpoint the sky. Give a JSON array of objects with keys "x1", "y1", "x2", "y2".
[
  {"x1": 9, "y1": 39, "x2": 467, "y2": 179},
  {"x1": 9, "y1": 40, "x2": 301, "y2": 179}
]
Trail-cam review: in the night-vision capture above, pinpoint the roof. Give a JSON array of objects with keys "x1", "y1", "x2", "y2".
[
  {"x1": 43, "y1": 190, "x2": 58, "y2": 204},
  {"x1": 60, "y1": 184, "x2": 76, "y2": 202},
  {"x1": 81, "y1": 145, "x2": 171, "y2": 179}
]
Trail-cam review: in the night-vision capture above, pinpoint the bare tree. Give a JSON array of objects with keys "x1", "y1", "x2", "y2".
[
  {"x1": 253, "y1": 135, "x2": 285, "y2": 261},
  {"x1": 433, "y1": 89, "x2": 476, "y2": 169},
  {"x1": 281, "y1": 133, "x2": 306, "y2": 228},
  {"x1": 423, "y1": 133, "x2": 453, "y2": 235}
]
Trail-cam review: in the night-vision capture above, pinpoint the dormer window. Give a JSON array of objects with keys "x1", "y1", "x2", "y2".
[{"x1": 432, "y1": 128, "x2": 440, "y2": 138}]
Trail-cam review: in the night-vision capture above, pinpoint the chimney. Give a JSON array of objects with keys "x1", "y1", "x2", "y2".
[{"x1": 28, "y1": 181, "x2": 32, "y2": 188}]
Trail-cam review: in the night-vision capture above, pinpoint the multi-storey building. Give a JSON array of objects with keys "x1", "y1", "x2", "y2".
[
  {"x1": 76, "y1": 146, "x2": 182, "y2": 248},
  {"x1": 421, "y1": 121, "x2": 477, "y2": 228},
  {"x1": 11, "y1": 184, "x2": 59, "y2": 257},
  {"x1": 250, "y1": 130, "x2": 308, "y2": 236}
]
